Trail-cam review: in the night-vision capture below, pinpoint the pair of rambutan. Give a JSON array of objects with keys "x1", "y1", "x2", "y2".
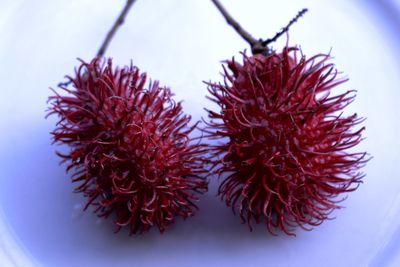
[
  {"x1": 47, "y1": 1, "x2": 368, "y2": 236},
  {"x1": 48, "y1": 46, "x2": 367, "y2": 236}
]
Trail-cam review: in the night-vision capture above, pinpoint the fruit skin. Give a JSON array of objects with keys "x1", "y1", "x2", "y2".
[
  {"x1": 205, "y1": 47, "x2": 367, "y2": 235},
  {"x1": 48, "y1": 58, "x2": 208, "y2": 234}
]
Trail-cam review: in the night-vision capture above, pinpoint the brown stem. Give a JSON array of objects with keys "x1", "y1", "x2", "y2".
[
  {"x1": 262, "y1": 8, "x2": 308, "y2": 46},
  {"x1": 96, "y1": 0, "x2": 137, "y2": 58},
  {"x1": 58, "y1": 0, "x2": 136, "y2": 87},
  {"x1": 211, "y1": 0, "x2": 258, "y2": 46},
  {"x1": 211, "y1": 0, "x2": 308, "y2": 55}
]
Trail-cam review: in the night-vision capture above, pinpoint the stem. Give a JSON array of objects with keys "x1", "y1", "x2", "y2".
[
  {"x1": 58, "y1": 0, "x2": 136, "y2": 88},
  {"x1": 211, "y1": 0, "x2": 257, "y2": 46},
  {"x1": 262, "y1": 8, "x2": 308, "y2": 46},
  {"x1": 211, "y1": 0, "x2": 308, "y2": 55},
  {"x1": 96, "y1": 0, "x2": 137, "y2": 58}
]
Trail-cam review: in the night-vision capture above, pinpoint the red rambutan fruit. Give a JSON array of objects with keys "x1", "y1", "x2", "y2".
[
  {"x1": 205, "y1": 47, "x2": 368, "y2": 235},
  {"x1": 48, "y1": 58, "x2": 208, "y2": 234}
]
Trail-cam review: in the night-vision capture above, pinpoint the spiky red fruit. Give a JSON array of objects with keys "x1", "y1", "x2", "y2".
[
  {"x1": 205, "y1": 47, "x2": 368, "y2": 235},
  {"x1": 48, "y1": 58, "x2": 208, "y2": 234}
]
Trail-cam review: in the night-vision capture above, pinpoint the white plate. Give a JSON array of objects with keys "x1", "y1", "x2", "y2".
[{"x1": 0, "y1": 0, "x2": 399, "y2": 266}]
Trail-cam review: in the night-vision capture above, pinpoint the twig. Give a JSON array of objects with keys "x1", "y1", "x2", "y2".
[
  {"x1": 262, "y1": 8, "x2": 308, "y2": 46},
  {"x1": 211, "y1": 0, "x2": 257, "y2": 46},
  {"x1": 97, "y1": 0, "x2": 137, "y2": 58},
  {"x1": 58, "y1": 0, "x2": 136, "y2": 87},
  {"x1": 210, "y1": 0, "x2": 308, "y2": 55}
]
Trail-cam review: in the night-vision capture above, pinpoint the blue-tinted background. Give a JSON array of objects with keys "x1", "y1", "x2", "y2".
[{"x1": 0, "y1": 0, "x2": 399, "y2": 266}]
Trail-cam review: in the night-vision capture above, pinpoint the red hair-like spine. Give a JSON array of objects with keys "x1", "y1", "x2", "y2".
[
  {"x1": 205, "y1": 47, "x2": 368, "y2": 235},
  {"x1": 48, "y1": 58, "x2": 208, "y2": 234}
]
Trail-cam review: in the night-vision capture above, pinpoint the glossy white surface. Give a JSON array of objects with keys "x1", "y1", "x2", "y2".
[{"x1": 0, "y1": 0, "x2": 399, "y2": 266}]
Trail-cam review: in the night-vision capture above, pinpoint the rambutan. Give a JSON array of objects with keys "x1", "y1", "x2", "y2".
[
  {"x1": 48, "y1": 58, "x2": 208, "y2": 234},
  {"x1": 205, "y1": 47, "x2": 368, "y2": 235}
]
